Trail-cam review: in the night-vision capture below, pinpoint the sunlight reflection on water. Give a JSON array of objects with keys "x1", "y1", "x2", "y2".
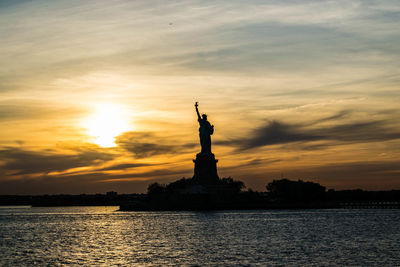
[{"x1": 1, "y1": 207, "x2": 399, "y2": 265}]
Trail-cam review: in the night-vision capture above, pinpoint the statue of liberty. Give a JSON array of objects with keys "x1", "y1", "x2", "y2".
[{"x1": 195, "y1": 102, "x2": 214, "y2": 155}]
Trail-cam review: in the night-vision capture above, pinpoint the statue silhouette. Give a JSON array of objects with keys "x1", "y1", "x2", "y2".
[{"x1": 195, "y1": 102, "x2": 214, "y2": 154}]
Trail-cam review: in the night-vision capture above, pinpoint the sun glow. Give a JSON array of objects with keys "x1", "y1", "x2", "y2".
[{"x1": 83, "y1": 103, "x2": 131, "y2": 147}]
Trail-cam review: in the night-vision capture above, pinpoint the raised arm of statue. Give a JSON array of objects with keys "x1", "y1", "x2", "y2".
[{"x1": 195, "y1": 102, "x2": 201, "y2": 120}]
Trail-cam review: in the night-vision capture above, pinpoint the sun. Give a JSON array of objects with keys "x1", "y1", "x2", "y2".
[{"x1": 83, "y1": 103, "x2": 131, "y2": 147}]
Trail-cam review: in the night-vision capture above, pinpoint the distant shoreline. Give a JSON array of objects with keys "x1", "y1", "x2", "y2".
[{"x1": 1, "y1": 191, "x2": 399, "y2": 210}]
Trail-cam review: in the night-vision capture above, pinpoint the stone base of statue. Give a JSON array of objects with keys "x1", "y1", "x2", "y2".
[{"x1": 193, "y1": 152, "x2": 219, "y2": 184}]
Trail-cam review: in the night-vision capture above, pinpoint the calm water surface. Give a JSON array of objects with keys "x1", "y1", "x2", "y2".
[{"x1": 0, "y1": 206, "x2": 399, "y2": 266}]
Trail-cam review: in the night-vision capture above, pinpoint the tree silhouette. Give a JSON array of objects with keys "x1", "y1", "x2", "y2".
[{"x1": 266, "y1": 179, "x2": 326, "y2": 202}]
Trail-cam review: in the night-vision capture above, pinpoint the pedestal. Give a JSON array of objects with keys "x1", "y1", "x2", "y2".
[{"x1": 193, "y1": 153, "x2": 219, "y2": 183}]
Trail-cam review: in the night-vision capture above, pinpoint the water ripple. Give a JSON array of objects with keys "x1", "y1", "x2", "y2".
[{"x1": 1, "y1": 207, "x2": 399, "y2": 266}]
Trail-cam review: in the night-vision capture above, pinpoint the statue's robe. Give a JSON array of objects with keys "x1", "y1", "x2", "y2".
[{"x1": 198, "y1": 118, "x2": 213, "y2": 154}]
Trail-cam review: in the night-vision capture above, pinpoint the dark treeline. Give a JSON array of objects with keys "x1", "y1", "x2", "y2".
[
  {"x1": 1, "y1": 179, "x2": 400, "y2": 209},
  {"x1": 267, "y1": 179, "x2": 400, "y2": 202},
  {"x1": 148, "y1": 177, "x2": 245, "y2": 195},
  {"x1": 267, "y1": 179, "x2": 326, "y2": 202},
  {"x1": 121, "y1": 178, "x2": 400, "y2": 211}
]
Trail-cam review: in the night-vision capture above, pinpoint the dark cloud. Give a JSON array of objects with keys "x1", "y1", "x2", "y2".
[
  {"x1": 218, "y1": 113, "x2": 400, "y2": 150},
  {"x1": 242, "y1": 121, "x2": 320, "y2": 149},
  {"x1": 0, "y1": 147, "x2": 115, "y2": 175},
  {"x1": 116, "y1": 131, "x2": 196, "y2": 158}
]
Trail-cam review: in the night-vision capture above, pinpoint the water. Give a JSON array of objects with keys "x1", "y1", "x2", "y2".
[{"x1": 1, "y1": 207, "x2": 399, "y2": 266}]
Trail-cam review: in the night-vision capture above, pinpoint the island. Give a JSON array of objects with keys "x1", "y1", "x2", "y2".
[{"x1": 118, "y1": 103, "x2": 400, "y2": 211}]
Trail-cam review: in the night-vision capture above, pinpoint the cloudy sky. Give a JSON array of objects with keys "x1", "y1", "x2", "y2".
[{"x1": 1, "y1": 0, "x2": 400, "y2": 194}]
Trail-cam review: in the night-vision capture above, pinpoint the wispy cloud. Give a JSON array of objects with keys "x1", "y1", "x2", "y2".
[
  {"x1": 97, "y1": 163, "x2": 152, "y2": 171},
  {"x1": 0, "y1": 101, "x2": 85, "y2": 121}
]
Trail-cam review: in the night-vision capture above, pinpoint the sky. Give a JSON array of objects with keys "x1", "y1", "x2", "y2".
[{"x1": 1, "y1": 0, "x2": 400, "y2": 194}]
